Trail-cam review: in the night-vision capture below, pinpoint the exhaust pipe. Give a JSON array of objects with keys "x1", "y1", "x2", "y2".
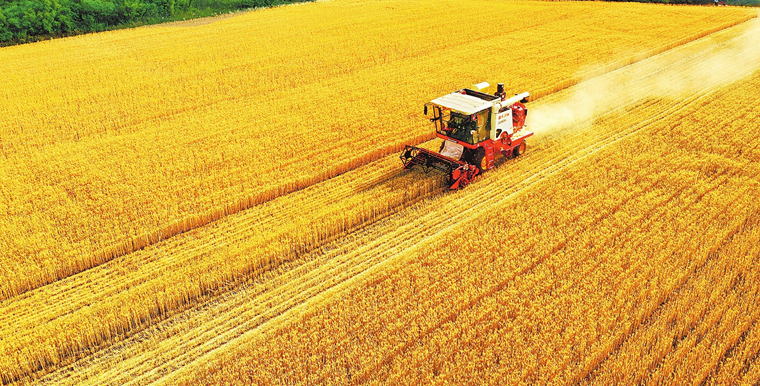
[{"x1": 495, "y1": 83, "x2": 506, "y2": 100}]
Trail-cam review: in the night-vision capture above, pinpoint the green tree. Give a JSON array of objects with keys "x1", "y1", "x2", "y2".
[
  {"x1": 151, "y1": 0, "x2": 175, "y2": 15},
  {"x1": 79, "y1": 0, "x2": 118, "y2": 30},
  {"x1": 117, "y1": 0, "x2": 147, "y2": 21},
  {"x1": 0, "y1": 0, "x2": 309, "y2": 44},
  {"x1": 0, "y1": 8, "x2": 11, "y2": 41}
]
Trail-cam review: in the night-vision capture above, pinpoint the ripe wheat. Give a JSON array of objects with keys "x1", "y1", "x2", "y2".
[{"x1": 0, "y1": 0, "x2": 752, "y2": 302}]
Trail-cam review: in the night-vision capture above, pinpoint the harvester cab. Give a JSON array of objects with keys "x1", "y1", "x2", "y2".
[{"x1": 401, "y1": 82, "x2": 533, "y2": 189}]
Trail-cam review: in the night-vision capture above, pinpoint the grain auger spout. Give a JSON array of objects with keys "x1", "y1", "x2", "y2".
[{"x1": 401, "y1": 82, "x2": 533, "y2": 190}]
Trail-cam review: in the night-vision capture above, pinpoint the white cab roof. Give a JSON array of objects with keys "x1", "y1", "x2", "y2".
[{"x1": 431, "y1": 92, "x2": 494, "y2": 115}]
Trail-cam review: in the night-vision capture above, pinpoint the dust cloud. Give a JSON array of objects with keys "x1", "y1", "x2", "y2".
[{"x1": 526, "y1": 15, "x2": 760, "y2": 135}]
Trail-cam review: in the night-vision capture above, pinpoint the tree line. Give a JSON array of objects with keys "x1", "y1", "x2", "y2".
[
  {"x1": 0, "y1": 0, "x2": 304, "y2": 45},
  {"x1": 0, "y1": 0, "x2": 754, "y2": 45}
]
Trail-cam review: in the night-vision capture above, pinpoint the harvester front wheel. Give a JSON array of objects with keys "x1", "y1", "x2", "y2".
[
  {"x1": 472, "y1": 147, "x2": 486, "y2": 173},
  {"x1": 513, "y1": 142, "x2": 527, "y2": 158}
]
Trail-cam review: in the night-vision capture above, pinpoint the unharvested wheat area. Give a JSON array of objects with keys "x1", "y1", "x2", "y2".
[{"x1": 1, "y1": 0, "x2": 759, "y2": 384}]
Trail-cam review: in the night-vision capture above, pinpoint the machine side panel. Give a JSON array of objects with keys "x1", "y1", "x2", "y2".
[{"x1": 494, "y1": 108, "x2": 513, "y2": 139}]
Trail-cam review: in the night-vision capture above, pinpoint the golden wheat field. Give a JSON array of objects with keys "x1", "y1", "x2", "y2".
[{"x1": 2, "y1": 0, "x2": 760, "y2": 384}]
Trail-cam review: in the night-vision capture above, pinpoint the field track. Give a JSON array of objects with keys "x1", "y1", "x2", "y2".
[{"x1": 2, "y1": 7, "x2": 759, "y2": 384}]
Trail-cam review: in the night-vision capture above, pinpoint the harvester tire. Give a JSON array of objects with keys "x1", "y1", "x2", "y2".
[
  {"x1": 472, "y1": 147, "x2": 486, "y2": 173},
  {"x1": 513, "y1": 142, "x2": 527, "y2": 158}
]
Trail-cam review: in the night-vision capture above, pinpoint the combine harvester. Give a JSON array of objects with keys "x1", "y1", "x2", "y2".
[{"x1": 401, "y1": 82, "x2": 532, "y2": 189}]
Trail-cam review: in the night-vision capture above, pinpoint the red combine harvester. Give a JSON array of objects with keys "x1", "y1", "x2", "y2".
[{"x1": 400, "y1": 82, "x2": 532, "y2": 189}]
